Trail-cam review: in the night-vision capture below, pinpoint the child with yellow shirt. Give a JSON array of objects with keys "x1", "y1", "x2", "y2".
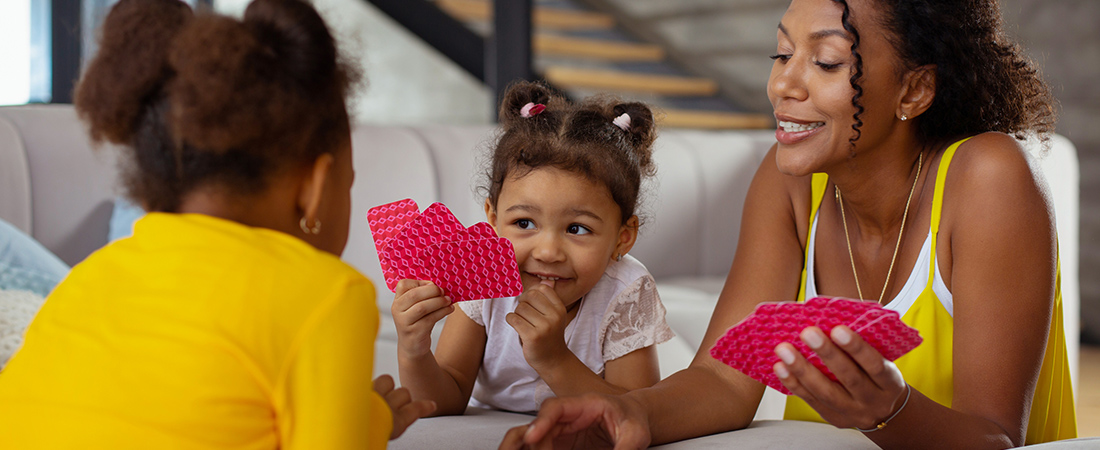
[{"x1": 0, "y1": 0, "x2": 433, "y2": 447}]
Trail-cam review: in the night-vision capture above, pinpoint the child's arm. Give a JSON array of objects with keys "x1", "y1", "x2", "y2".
[
  {"x1": 392, "y1": 280, "x2": 486, "y2": 416},
  {"x1": 507, "y1": 284, "x2": 661, "y2": 397}
]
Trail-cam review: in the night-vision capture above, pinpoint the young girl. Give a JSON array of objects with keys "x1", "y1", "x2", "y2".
[
  {"x1": 392, "y1": 82, "x2": 675, "y2": 415},
  {"x1": 0, "y1": 0, "x2": 431, "y2": 447}
]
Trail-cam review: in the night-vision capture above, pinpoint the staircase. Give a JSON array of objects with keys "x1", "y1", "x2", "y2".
[{"x1": 430, "y1": 0, "x2": 776, "y2": 130}]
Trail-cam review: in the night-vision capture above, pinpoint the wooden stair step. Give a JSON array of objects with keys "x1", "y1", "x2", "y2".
[
  {"x1": 435, "y1": 0, "x2": 614, "y2": 30},
  {"x1": 659, "y1": 109, "x2": 774, "y2": 130},
  {"x1": 544, "y1": 66, "x2": 718, "y2": 96},
  {"x1": 534, "y1": 34, "x2": 664, "y2": 62}
]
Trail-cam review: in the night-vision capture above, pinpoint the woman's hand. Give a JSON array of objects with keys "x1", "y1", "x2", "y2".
[
  {"x1": 499, "y1": 393, "x2": 651, "y2": 450},
  {"x1": 391, "y1": 279, "x2": 454, "y2": 359},
  {"x1": 506, "y1": 283, "x2": 571, "y2": 372},
  {"x1": 373, "y1": 374, "x2": 436, "y2": 440},
  {"x1": 774, "y1": 325, "x2": 908, "y2": 430}
]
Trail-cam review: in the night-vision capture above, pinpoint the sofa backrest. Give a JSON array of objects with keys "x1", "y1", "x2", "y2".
[{"x1": 0, "y1": 105, "x2": 120, "y2": 266}]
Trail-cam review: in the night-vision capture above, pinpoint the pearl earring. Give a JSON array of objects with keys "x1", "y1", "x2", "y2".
[{"x1": 900, "y1": 114, "x2": 908, "y2": 121}]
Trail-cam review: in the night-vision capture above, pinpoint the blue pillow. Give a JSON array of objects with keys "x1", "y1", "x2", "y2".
[
  {"x1": 109, "y1": 197, "x2": 146, "y2": 242},
  {"x1": 0, "y1": 218, "x2": 69, "y2": 297}
]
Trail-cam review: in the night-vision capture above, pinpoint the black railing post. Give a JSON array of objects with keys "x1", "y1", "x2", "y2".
[
  {"x1": 488, "y1": 0, "x2": 533, "y2": 110},
  {"x1": 365, "y1": 0, "x2": 485, "y2": 81},
  {"x1": 51, "y1": 0, "x2": 82, "y2": 104}
]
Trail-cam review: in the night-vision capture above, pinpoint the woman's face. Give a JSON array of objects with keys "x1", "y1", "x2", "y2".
[{"x1": 767, "y1": 0, "x2": 906, "y2": 176}]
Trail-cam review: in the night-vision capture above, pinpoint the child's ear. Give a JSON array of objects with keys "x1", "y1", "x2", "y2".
[
  {"x1": 297, "y1": 153, "x2": 335, "y2": 233},
  {"x1": 483, "y1": 198, "x2": 499, "y2": 233},
  {"x1": 614, "y1": 215, "x2": 640, "y2": 260}
]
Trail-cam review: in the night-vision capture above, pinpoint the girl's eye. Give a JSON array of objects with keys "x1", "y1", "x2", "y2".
[
  {"x1": 769, "y1": 53, "x2": 791, "y2": 63},
  {"x1": 514, "y1": 219, "x2": 535, "y2": 230},
  {"x1": 567, "y1": 224, "x2": 591, "y2": 235},
  {"x1": 814, "y1": 61, "x2": 842, "y2": 71}
]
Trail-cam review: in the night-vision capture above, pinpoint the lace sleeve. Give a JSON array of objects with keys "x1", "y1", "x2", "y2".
[
  {"x1": 600, "y1": 275, "x2": 675, "y2": 362},
  {"x1": 456, "y1": 299, "x2": 485, "y2": 326}
]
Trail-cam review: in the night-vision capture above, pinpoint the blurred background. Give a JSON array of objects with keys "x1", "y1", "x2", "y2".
[{"x1": 1, "y1": 0, "x2": 1096, "y2": 436}]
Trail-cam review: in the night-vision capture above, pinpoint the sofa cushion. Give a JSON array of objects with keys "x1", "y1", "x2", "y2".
[
  {"x1": 389, "y1": 410, "x2": 878, "y2": 449},
  {"x1": 0, "y1": 117, "x2": 33, "y2": 235}
]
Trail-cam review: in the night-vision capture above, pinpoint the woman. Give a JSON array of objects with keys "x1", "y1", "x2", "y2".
[
  {"x1": 0, "y1": 0, "x2": 432, "y2": 447},
  {"x1": 501, "y1": 0, "x2": 1075, "y2": 448}
]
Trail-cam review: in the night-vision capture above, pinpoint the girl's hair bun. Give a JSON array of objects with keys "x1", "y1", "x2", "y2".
[
  {"x1": 243, "y1": 0, "x2": 340, "y2": 91},
  {"x1": 167, "y1": 0, "x2": 350, "y2": 156},
  {"x1": 498, "y1": 81, "x2": 564, "y2": 133},
  {"x1": 611, "y1": 102, "x2": 656, "y2": 175},
  {"x1": 74, "y1": 0, "x2": 356, "y2": 212},
  {"x1": 74, "y1": 0, "x2": 193, "y2": 145}
]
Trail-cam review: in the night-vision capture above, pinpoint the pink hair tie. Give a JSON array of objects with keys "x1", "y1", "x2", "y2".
[
  {"x1": 520, "y1": 102, "x2": 546, "y2": 118},
  {"x1": 613, "y1": 113, "x2": 631, "y2": 131}
]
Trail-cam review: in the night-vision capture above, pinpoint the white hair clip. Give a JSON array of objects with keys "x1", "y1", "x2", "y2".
[{"x1": 612, "y1": 113, "x2": 631, "y2": 131}]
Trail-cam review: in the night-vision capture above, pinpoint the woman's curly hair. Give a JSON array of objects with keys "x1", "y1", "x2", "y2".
[
  {"x1": 74, "y1": 0, "x2": 358, "y2": 212},
  {"x1": 833, "y1": 0, "x2": 1055, "y2": 148}
]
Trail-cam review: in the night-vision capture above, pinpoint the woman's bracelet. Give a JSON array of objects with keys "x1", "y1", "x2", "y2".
[{"x1": 857, "y1": 384, "x2": 911, "y2": 433}]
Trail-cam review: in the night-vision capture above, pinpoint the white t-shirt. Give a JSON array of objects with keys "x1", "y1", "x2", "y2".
[{"x1": 456, "y1": 254, "x2": 674, "y2": 413}]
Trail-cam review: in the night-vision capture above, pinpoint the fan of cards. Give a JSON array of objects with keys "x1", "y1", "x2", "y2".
[
  {"x1": 709, "y1": 297, "x2": 922, "y2": 395},
  {"x1": 368, "y1": 199, "x2": 524, "y2": 303}
]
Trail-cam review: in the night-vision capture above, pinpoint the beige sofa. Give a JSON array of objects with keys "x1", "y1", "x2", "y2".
[{"x1": 0, "y1": 104, "x2": 1088, "y2": 448}]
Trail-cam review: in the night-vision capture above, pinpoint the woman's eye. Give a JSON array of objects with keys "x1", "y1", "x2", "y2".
[
  {"x1": 514, "y1": 219, "x2": 535, "y2": 230},
  {"x1": 769, "y1": 53, "x2": 791, "y2": 63},
  {"x1": 567, "y1": 224, "x2": 591, "y2": 235},
  {"x1": 814, "y1": 61, "x2": 842, "y2": 71}
]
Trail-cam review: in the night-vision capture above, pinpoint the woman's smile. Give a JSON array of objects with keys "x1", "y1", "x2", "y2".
[{"x1": 776, "y1": 119, "x2": 826, "y2": 145}]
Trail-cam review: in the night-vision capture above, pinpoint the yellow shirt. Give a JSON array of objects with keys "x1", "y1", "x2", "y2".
[
  {"x1": 786, "y1": 139, "x2": 1077, "y2": 444},
  {"x1": 0, "y1": 213, "x2": 392, "y2": 449}
]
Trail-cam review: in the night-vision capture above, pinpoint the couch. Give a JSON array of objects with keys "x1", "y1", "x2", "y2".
[{"x1": 0, "y1": 104, "x2": 1089, "y2": 448}]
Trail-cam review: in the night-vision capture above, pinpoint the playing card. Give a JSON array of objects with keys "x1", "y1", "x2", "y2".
[
  {"x1": 380, "y1": 202, "x2": 469, "y2": 290},
  {"x1": 466, "y1": 222, "x2": 498, "y2": 240},
  {"x1": 367, "y1": 198, "x2": 420, "y2": 251},
  {"x1": 709, "y1": 297, "x2": 922, "y2": 394},
  {"x1": 419, "y1": 237, "x2": 524, "y2": 302}
]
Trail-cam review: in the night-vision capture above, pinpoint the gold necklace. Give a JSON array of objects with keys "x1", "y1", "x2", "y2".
[{"x1": 835, "y1": 152, "x2": 922, "y2": 303}]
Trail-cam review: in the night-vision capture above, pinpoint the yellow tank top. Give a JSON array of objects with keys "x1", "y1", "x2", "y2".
[{"x1": 784, "y1": 138, "x2": 1077, "y2": 444}]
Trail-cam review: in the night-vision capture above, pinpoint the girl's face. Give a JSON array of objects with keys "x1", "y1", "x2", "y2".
[
  {"x1": 767, "y1": 0, "x2": 906, "y2": 176},
  {"x1": 487, "y1": 166, "x2": 635, "y2": 307}
]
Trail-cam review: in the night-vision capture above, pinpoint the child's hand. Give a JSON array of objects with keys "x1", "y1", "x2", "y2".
[
  {"x1": 391, "y1": 279, "x2": 454, "y2": 359},
  {"x1": 506, "y1": 282, "x2": 571, "y2": 372},
  {"x1": 373, "y1": 374, "x2": 436, "y2": 440}
]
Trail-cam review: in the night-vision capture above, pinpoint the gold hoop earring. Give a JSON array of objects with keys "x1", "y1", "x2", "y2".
[{"x1": 299, "y1": 217, "x2": 321, "y2": 235}]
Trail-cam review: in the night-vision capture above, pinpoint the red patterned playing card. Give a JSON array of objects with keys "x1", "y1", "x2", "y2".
[
  {"x1": 419, "y1": 237, "x2": 524, "y2": 302},
  {"x1": 380, "y1": 202, "x2": 469, "y2": 290},
  {"x1": 368, "y1": 199, "x2": 522, "y2": 302},
  {"x1": 709, "y1": 297, "x2": 922, "y2": 395},
  {"x1": 367, "y1": 198, "x2": 420, "y2": 252}
]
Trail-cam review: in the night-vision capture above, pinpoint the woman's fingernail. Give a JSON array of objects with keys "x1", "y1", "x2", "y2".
[
  {"x1": 776, "y1": 345, "x2": 796, "y2": 364},
  {"x1": 802, "y1": 328, "x2": 824, "y2": 349},
  {"x1": 774, "y1": 362, "x2": 790, "y2": 379},
  {"x1": 832, "y1": 326, "x2": 852, "y2": 345}
]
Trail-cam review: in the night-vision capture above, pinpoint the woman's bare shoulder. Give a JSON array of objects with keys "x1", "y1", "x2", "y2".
[{"x1": 941, "y1": 131, "x2": 1053, "y2": 236}]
